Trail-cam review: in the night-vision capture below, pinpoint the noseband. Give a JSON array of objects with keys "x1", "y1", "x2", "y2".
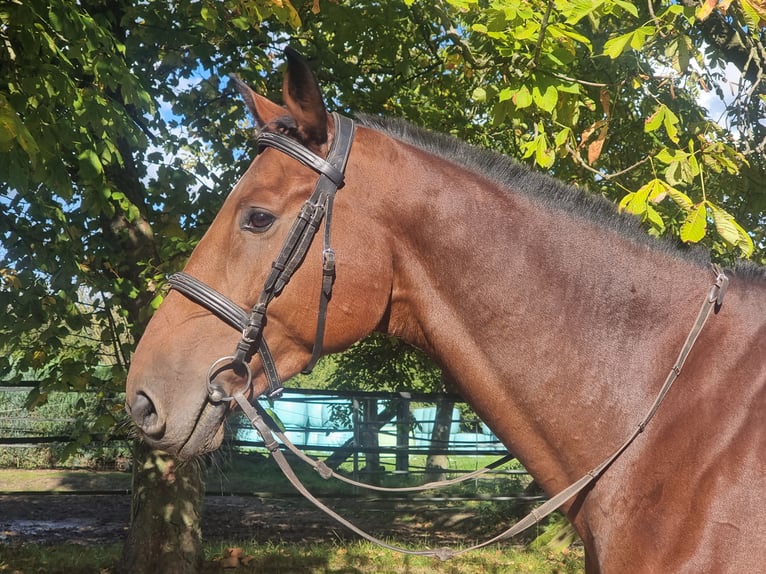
[{"x1": 166, "y1": 113, "x2": 356, "y2": 400}]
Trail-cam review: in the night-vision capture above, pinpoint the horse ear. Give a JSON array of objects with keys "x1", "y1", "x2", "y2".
[
  {"x1": 282, "y1": 47, "x2": 328, "y2": 147},
  {"x1": 229, "y1": 74, "x2": 285, "y2": 127}
]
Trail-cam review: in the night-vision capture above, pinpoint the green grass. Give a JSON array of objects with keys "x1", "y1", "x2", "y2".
[
  {"x1": 0, "y1": 456, "x2": 584, "y2": 572},
  {"x1": 0, "y1": 468, "x2": 131, "y2": 493},
  {"x1": 205, "y1": 451, "x2": 530, "y2": 498},
  {"x1": 0, "y1": 543, "x2": 123, "y2": 574},
  {"x1": 0, "y1": 540, "x2": 584, "y2": 574}
]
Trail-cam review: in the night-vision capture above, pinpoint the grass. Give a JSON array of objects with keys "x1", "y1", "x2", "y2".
[
  {"x1": 0, "y1": 543, "x2": 122, "y2": 574},
  {"x1": 0, "y1": 450, "x2": 525, "y2": 497},
  {"x1": 0, "y1": 540, "x2": 584, "y2": 573},
  {"x1": 0, "y1": 455, "x2": 584, "y2": 572},
  {"x1": 0, "y1": 468, "x2": 131, "y2": 493}
]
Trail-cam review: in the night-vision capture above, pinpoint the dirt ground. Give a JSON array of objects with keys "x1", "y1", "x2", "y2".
[{"x1": 0, "y1": 492, "x2": 486, "y2": 547}]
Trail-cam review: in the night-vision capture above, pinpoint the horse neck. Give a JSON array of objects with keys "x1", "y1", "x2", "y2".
[{"x1": 371, "y1": 136, "x2": 713, "y2": 491}]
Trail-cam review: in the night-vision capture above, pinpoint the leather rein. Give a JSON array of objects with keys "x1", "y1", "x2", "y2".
[{"x1": 164, "y1": 112, "x2": 731, "y2": 560}]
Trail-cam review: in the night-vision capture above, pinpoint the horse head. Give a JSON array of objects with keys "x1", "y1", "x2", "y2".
[{"x1": 126, "y1": 49, "x2": 394, "y2": 458}]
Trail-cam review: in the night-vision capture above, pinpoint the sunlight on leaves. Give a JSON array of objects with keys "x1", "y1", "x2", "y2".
[
  {"x1": 680, "y1": 204, "x2": 707, "y2": 244},
  {"x1": 710, "y1": 203, "x2": 755, "y2": 257}
]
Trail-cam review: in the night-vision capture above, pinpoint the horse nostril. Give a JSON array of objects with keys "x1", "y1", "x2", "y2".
[{"x1": 130, "y1": 392, "x2": 166, "y2": 440}]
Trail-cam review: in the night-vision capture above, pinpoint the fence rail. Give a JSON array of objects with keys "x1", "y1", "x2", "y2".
[{"x1": 0, "y1": 386, "x2": 513, "y2": 479}]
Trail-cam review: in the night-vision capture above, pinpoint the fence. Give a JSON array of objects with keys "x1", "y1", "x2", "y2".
[
  {"x1": 231, "y1": 388, "x2": 510, "y2": 481},
  {"x1": 0, "y1": 386, "x2": 511, "y2": 478}
]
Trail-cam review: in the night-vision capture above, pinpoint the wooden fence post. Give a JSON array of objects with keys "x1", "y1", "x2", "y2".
[{"x1": 396, "y1": 393, "x2": 410, "y2": 474}]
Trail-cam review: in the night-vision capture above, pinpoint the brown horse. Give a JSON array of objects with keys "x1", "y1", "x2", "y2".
[{"x1": 126, "y1": 49, "x2": 766, "y2": 572}]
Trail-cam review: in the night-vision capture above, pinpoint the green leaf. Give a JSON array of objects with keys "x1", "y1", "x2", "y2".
[
  {"x1": 532, "y1": 85, "x2": 558, "y2": 113},
  {"x1": 662, "y1": 106, "x2": 680, "y2": 143},
  {"x1": 630, "y1": 26, "x2": 654, "y2": 50},
  {"x1": 521, "y1": 131, "x2": 555, "y2": 169},
  {"x1": 554, "y1": 127, "x2": 572, "y2": 148},
  {"x1": 665, "y1": 186, "x2": 693, "y2": 211},
  {"x1": 740, "y1": 0, "x2": 764, "y2": 38},
  {"x1": 709, "y1": 204, "x2": 740, "y2": 246},
  {"x1": 646, "y1": 205, "x2": 665, "y2": 231},
  {"x1": 512, "y1": 85, "x2": 533, "y2": 109},
  {"x1": 536, "y1": 142, "x2": 555, "y2": 168},
  {"x1": 645, "y1": 179, "x2": 669, "y2": 203},
  {"x1": 602, "y1": 26, "x2": 654, "y2": 58},
  {"x1": 680, "y1": 204, "x2": 707, "y2": 243},
  {"x1": 612, "y1": 0, "x2": 639, "y2": 18},
  {"x1": 78, "y1": 149, "x2": 103, "y2": 177},
  {"x1": 644, "y1": 107, "x2": 664, "y2": 133},
  {"x1": 548, "y1": 24, "x2": 592, "y2": 51},
  {"x1": 645, "y1": 105, "x2": 679, "y2": 143},
  {"x1": 709, "y1": 204, "x2": 755, "y2": 257},
  {"x1": 562, "y1": 0, "x2": 606, "y2": 24},
  {"x1": 472, "y1": 87, "x2": 487, "y2": 102},
  {"x1": 655, "y1": 147, "x2": 684, "y2": 164},
  {"x1": 618, "y1": 191, "x2": 644, "y2": 215},
  {"x1": 150, "y1": 294, "x2": 164, "y2": 310},
  {"x1": 665, "y1": 157, "x2": 694, "y2": 186},
  {"x1": 93, "y1": 413, "x2": 116, "y2": 431},
  {"x1": 620, "y1": 179, "x2": 665, "y2": 215}
]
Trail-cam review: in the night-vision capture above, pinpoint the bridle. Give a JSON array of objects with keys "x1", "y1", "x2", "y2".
[
  {"x1": 161, "y1": 109, "x2": 732, "y2": 559},
  {"x1": 167, "y1": 112, "x2": 356, "y2": 400}
]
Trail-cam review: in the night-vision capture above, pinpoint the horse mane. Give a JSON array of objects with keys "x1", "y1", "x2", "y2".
[{"x1": 357, "y1": 114, "x2": 765, "y2": 282}]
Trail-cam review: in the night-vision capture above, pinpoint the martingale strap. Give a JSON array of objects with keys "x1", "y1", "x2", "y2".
[
  {"x1": 234, "y1": 268, "x2": 729, "y2": 560},
  {"x1": 254, "y1": 400, "x2": 516, "y2": 491}
]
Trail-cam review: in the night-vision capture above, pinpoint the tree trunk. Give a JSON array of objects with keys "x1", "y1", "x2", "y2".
[
  {"x1": 425, "y1": 394, "x2": 454, "y2": 483},
  {"x1": 119, "y1": 442, "x2": 205, "y2": 574}
]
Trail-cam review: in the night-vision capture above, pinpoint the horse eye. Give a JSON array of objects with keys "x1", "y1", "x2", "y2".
[{"x1": 242, "y1": 209, "x2": 275, "y2": 233}]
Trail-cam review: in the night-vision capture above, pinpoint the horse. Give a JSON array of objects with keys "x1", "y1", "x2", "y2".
[{"x1": 126, "y1": 48, "x2": 766, "y2": 572}]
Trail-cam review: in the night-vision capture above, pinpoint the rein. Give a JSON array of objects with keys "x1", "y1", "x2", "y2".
[
  {"x1": 232, "y1": 268, "x2": 728, "y2": 560},
  {"x1": 164, "y1": 112, "x2": 730, "y2": 559}
]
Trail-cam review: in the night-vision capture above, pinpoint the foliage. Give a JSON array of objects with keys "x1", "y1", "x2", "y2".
[
  {"x1": 0, "y1": 0, "x2": 297, "y2": 427},
  {"x1": 433, "y1": 0, "x2": 763, "y2": 259},
  {"x1": 321, "y1": 333, "x2": 442, "y2": 393},
  {"x1": 1, "y1": 0, "x2": 764, "y2": 448},
  {"x1": 291, "y1": 0, "x2": 766, "y2": 261},
  {"x1": 0, "y1": 388, "x2": 128, "y2": 468}
]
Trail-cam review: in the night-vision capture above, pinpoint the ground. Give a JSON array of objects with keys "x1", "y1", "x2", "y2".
[{"x1": 0, "y1": 468, "x2": 490, "y2": 547}]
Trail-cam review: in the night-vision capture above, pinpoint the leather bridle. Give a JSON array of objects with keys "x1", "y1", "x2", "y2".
[
  {"x1": 166, "y1": 112, "x2": 356, "y2": 400},
  {"x1": 160, "y1": 109, "x2": 733, "y2": 558}
]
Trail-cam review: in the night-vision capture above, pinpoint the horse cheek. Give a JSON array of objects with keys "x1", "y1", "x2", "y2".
[{"x1": 327, "y1": 246, "x2": 392, "y2": 352}]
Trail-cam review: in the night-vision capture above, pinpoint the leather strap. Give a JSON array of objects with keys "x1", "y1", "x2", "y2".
[
  {"x1": 167, "y1": 113, "x2": 355, "y2": 399},
  {"x1": 236, "y1": 268, "x2": 729, "y2": 559},
  {"x1": 167, "y1": 272, "x2": 248, "y2": 330},
  {"x1": 258, "y1": 131, "x2": 344, "y2": 185},
  {"x1": 303, "y1": 114, "x2": 356, "y2": 373},
  {"x1": 254, "y1": 400, "x2": 515, "y2": 491}
]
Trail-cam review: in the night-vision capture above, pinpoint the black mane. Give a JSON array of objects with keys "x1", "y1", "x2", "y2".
[{"x1": 357, "y1": 114, "x2": 764, "y2": 282}]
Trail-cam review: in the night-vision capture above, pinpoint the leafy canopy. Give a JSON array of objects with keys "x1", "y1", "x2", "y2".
[{"x1": 1, "y1": 1, "x2": 764, "y2": 437}]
